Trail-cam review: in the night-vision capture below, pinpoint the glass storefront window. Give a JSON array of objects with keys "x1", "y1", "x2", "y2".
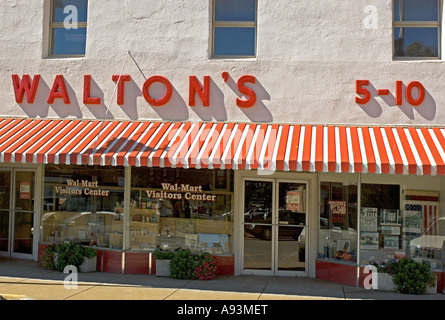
[
  {"x1": 318, "y1": 181, "x2": 358, "y2": 264},
  {"x1": 405, "y1": 190, "x2": 445, "y2": 271},
  {"x1": 130, "y1": 168, "x2": 233, "y2": 255},
  {"x1": 41, "y1": 165, "x2": 125, "y2": 249},
  {"x1": 359, "y1": 184, "x2": 400, "y2": 265},
  {"x1": 359, "y1": 184, "x2": 445, "y2": 270}
]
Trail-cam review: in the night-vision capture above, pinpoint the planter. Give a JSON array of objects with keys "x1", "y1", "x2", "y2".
[
  {"x1": 156, "y1": 259, "x2": 171, "y2": 277},
  {"x1": 426, "y1": 275, "x2": 437, "y2": 294},
  {"x1": 373, "y1": 273, "x2": 437, "y2": 294},
  {"x1": 79, "y1": 256, "x2": 97, "y2": 273},
  {"x1": 373, "y1": 273, "x2": 395, "y2": 291}
]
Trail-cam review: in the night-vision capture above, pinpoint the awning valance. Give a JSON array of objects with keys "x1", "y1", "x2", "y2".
[{"x1": 1, "y1": 118, "x2": 444, "y2": 175}]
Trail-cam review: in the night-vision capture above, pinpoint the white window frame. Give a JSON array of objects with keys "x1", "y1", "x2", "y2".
[
  {"x1": 211, "y1": 0, "x2": 257, "y2": 59},
  {"x1": 393, "y1": 0, "x2": 442, "y2": 60}
]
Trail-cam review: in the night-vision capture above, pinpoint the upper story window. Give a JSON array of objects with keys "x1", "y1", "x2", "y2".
[
  {"x1": 49, "y1": 0, "x2": 88, "y2": 57},
  {"x1": 393, "y1": 0, "x2": 441, "y2": 59},
  {"x1": 212, "y1": 0, "x2": 257, "y2": 58}
]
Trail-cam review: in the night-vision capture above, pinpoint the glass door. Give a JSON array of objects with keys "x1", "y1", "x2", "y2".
[
  {"x1": 242, "y1": 178, "x2": 307, "y2": 275},
  {"x1": 0, "y1": 169, "x2": 35, "y2": 258},
  {"x1": 276, "y1": 181, "x2": 307, "y2": 274},
  {"x1": 0, "y1": 171, "x2": 12, "y2": 256},
  {"x1": 243, "y1": 179, "x2": 273, "y2": 272},
  {"x1": 13, "y1": 170, "x2": 35, "y2": 256}
]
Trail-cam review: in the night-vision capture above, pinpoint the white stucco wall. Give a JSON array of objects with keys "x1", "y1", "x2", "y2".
[{"x1": 0, "y1": 0, "x2": 444, "y2": 126}]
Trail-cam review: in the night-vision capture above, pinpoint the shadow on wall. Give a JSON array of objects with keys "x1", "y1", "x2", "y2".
[
  {"x1": 84, "y1": 76, "x2": 113, "y2": 119},
  {"x1": 18, "y1": 77, "x2": 83, "y2": 118},
  {"x1": 224, "y1": 75, "x2": 272, "y2": 123},
  {"x1": 189, "y1": 77, "x2": 227, "y2": 121},
  {"x1": 357, "y1": 81, "x2": 436, "y2": 121},
  {"x1": 16, "y1": 74, "x2": 273, "y2": 122}
]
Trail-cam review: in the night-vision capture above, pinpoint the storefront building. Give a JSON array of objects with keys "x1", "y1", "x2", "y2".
[{"x1": 0, "y1": 0, "x2": 444, "y2": 291}]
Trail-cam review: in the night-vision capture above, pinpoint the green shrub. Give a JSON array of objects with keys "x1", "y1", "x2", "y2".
[
  {"x1": 392, "y1": 259, "x2": 435, "y2": 294},
  {"x1": 40, "y1": 244, "x2": 57, "y2": 270},
  {"x1": 376, "y1": 258, "x2": 435, "y2": 295},
  {"x1": 83, "y1": 246, "x2": 97, "y2": 259},
  {"x1": 55, "y1": 242, "x2": 85, "y2": 272},
  {"x1": 153, "y1": 247, "x2": 175, "y2": 260},
  {"x1": 170, "y1": 249, "x2": 196, "y2": 279},
  {"x1": 40, "y1": 242, "x2": 97, "y2": 272}
]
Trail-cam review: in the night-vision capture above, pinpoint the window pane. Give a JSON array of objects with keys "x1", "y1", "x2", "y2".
[
  {"x1": 53, "y1": 0, "x2": 88, "y2": 22},
  {"x1": 394, "y1": 0, "x2": 438, "y2": 21},
  {"x1": 394, "y1": 27, "x2": 438, "y2": 57},
  {"x1": 215, "y1": 0, "x2": 256, "y2": 21},
  {"x1": 318, "y1": 182, "x2": 357, "y2": 264},
  {"x1": 360, "y1": 184, "x2": 401, "y2": 266},
  {"x1": 214, "y1": 27, "x2": 255, "y2": 56},
  {"x1": 42, "y1": 165, "x2": 125, "y2": 249},
  {"x1": 52, "y1": 27, "x2": 86, "y2": 55},
  {"x1": 130, "y1": 168, "x2": 233, "y2": 254}
]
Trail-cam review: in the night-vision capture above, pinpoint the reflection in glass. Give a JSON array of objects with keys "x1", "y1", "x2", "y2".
[
  {"x1": 394, "y1": 27, "x2": 438, "y2": 57},
  {"x1": 243, "y1": 180, "x2": 272, "y2": 270},
  {"x1": 0, "y1": 211, "x2": 9, "y2": 252},
  {"x1": 0, "y1": 171, "x2": 11, "y2": 253},
  {"x1": 52, "y1": 0, "x2": 88, "y2": 22},
  {"x1": 277, "y1": 182, "x2": 306, "y2": 271},
  {"x1": 214, "y1": 0, "x2": 256, "y2": 21},
  {"x1": 318, "y1": 182, "x2": 357, "y2": 264},
  {"x1": 394, "y1": 0, "x2": 438, "y2": 21},
  {"x1": 129, "y1": 168, "x2": 233, "y2": 254},
  {"x1": 13, "y1": 212, "x2": 33, "y2": 254},
  {"x1": 42, "y1": 165, "x2": 125, "y2": 249},
  {"x1": 214, "y1": 27, "x2": 255, "y2": 56},
  {"x1": 52, "y1": 27, "x2": 87, "y2": 55},
  {"x1": 14, "y1": 171, "x2": 35, "y2": 255}
]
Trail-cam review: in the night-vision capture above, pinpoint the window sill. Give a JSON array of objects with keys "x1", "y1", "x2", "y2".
[
  {"x1": 393, "y1": 57, "x2": 441, "y2": 62},
  {"x1": 209, "y1": 56, "x2": 257, "y2": 62},
  {"x1": 43, "y1": 55, "x2": 86, "y2": 60}
]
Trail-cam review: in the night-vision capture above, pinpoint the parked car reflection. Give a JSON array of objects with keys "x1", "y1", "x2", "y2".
[{"x1": 244, "y1": 210, "x2": 305, "y2": 240}]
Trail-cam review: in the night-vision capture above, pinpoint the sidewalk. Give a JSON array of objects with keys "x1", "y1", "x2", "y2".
[{"x1": 0, "y1": 257, "x2": 444, "y2": 300}]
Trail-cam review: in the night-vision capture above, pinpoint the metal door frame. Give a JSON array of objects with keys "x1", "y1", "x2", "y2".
[
  {"x1": 0, "y1": 168, "x2": 36, "y2": 259},
  {"x1": 241, "y1": 177, "x2": 308, "y2": 276}
]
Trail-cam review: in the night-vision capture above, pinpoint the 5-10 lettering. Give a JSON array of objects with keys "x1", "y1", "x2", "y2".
[{"x1": 355, "y1": 80, "x2": 425, "y2": 106}]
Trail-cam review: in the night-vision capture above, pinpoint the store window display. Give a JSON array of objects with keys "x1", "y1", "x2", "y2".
[
  {"x1": 318, "y1": 181, "x2": 358, "y2": 264},
  {"x1": 360, "y1": 185, "x2": 445, "y2": 272},
  {"x1": 359, "y1": 184, "x2": 401, "y2": 265},
  {"x1": 41, "y1": 165, "x2": 125, "y2": 248},
  {"x1": 130, "y1": 168, "x2": 234, "y2": 255}
]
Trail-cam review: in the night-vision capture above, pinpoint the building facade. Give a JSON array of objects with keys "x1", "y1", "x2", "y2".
[{"x1": 0, "y1": 0, "x2": 444, "y2": 290}]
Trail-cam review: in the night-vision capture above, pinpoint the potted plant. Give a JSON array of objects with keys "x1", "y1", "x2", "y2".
[
  {"x1": 40, "y1": 243, "x2": 57, "y2": 270},
  {"x1": 153, "y1": 247, "x2": 175, "y2": 277},
  {"x1": 40, "y1": 242, "x2": 98, "y2": 273},
  {"x1": 169, "y1": 248, "x2": 195, "y2": 279},
  {"x1": 54, "y1": 242, "x2": 85, "y2": 272},
  {"x1": 194, "y1": 252, "x2": 218, "y2": 280},
  {"x1": 79, "y1": 246, "x2": 97, "y2": 273},
  {"x1": 372, "y1": 258, "x2": 436, "y2": 294}
]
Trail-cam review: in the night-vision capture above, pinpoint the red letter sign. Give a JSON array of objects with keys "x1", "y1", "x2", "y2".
[
  {"x1": 236, "y1": 75, "x2": 256, "y2": 108},
  {"x1": 355, "y1": 80, "x2": 371, "y2": 104},
  {"x1": 47, "y1": 75, "x2": 70, "y2": 104},
  {"x1": 83, "y1": 75, "x2": 101, "y2": 104},
  {"x1": 405, "y1": 81, "x2": 425, "y2": 106},
  {"x1": 189, "y1": 76, "x2": 210, "y2": 107},
  {"x1": 112, "y1": 75, "x2": 131, "y2": 105},
  {"x1": 142, "y1": 76, "x2": 172, "y2": 106},
  {"x1": 12, "y1": 74, "x2": 41, "y2": 103}
]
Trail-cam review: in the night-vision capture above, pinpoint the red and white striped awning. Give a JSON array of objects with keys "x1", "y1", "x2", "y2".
[{"x1": 1, "y1": 118, "x2": 445, "y2": 175}]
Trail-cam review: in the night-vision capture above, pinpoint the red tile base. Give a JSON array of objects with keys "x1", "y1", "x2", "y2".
[
  {"x1": 38, "y1": 244, "x2": 235, "y2": 276},
  {"x1": 316, "y1": 259, "x2": 357, "y2": 286}
]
